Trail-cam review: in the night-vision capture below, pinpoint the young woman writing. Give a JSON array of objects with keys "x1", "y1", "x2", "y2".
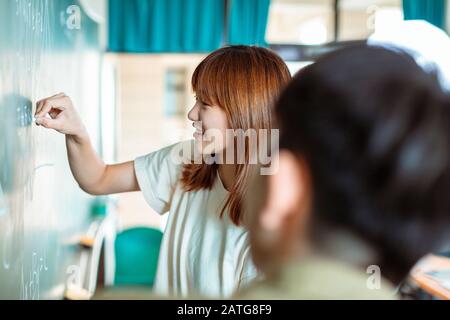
[{"x1": 34, "y1": 46, "x2": 291, "y2": 298}]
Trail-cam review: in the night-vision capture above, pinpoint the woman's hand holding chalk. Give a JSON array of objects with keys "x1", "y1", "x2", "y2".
[{"x1": 35, "y1": 92, "x2": 88, "y2": 139}]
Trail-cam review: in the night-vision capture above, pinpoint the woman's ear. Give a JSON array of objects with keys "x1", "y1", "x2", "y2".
[{"x1": 260, "y1": 150, "x2": 311, "y2": 234}]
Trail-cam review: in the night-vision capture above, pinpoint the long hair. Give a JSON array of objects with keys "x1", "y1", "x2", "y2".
[{"x1": 181, "y1": 46, "x2": 291, "y2": 225}]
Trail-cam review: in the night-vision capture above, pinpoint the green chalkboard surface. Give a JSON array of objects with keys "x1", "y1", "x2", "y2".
[{"x1": 0, "y1": 0, "x2": 101, "y2": 299}]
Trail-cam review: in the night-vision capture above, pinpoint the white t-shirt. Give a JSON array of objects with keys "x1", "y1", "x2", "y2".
[{"x1": 134, "y1": 140, "x2": 257, "y2": 298}]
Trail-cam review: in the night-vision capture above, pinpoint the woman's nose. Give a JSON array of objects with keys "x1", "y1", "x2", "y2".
[{"x1": 187, "y1": 104, "x2": 199, "y2": 121}]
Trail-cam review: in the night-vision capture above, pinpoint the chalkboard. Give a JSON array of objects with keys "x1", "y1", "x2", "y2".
[{"x1": 0, "y1": 0, "x2": 102, "y2": 299}]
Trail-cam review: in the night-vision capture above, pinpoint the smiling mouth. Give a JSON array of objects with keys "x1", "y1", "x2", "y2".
[{"x1": 192, "y1": 122, "x2": 203, "y2": 138}]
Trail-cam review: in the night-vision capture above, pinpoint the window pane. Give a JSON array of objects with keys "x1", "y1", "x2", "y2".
[
  {"x1": 266, "y1": 0, "x2": 334, "y2": 45},
  {"x1": 266, "y1": 0, "x2": 404, "y2": 45},
  {"x1": 339, "y1": 0, "x2": 403, "y2": 41}
]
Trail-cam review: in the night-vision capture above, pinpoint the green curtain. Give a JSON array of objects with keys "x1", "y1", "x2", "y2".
[
  {"x1": 403, "y1": 0, "x2": 448, "y2": 31},
  {"x1": 228, "y1": 0, "x2": 271, "y2": 46},
  {"x1": 108, "y1": 0, "x2": 224, "y2": 53},
  {"x1": 108, "y1": 0, "x2": 272, "y2": 53}
]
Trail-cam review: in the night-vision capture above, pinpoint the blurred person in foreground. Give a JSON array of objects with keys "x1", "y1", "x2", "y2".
[{"x1": 237, "y1": 45, "x2": 450, "y2": 299}]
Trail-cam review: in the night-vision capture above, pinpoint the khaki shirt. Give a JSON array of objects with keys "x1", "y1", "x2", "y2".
[{"x1": 236, "y1": 255, "x2": 398, "y2": 300}]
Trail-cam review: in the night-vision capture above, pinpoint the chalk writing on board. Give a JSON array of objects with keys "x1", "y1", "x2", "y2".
[
  {"x1": 2, "y1": 224, "x2": 13, "y2": 270},
  {"x1": 20, "y1": 251, "x2": 49, "y2": 300},
  {"x1": 0, "y1": 182, "x2": 6, "y2": 217},
  {"x1": 0, "y1": 0, "x2": 101, "y2": 299}
]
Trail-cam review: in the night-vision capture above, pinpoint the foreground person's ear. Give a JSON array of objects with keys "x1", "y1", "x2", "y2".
[{"x1": 260, "y1": 150, "x2": 312, "y2": 235}]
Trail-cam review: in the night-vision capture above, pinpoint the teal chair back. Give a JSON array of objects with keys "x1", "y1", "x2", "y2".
[{"x1": 114, "y1": 227, "x2": 163, "y2": 287}]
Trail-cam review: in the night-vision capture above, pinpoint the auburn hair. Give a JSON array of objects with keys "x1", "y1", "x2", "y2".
[{"x1": 180, "y1": 45, "x2": 291, "y2": 225}]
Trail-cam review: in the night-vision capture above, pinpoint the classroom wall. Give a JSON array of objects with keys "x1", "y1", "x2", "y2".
[
  {"x1": 114, "y1": 54, "x2": 205, "y2": 230},
  {"x1": 0, "y1": 0, "x2": 101, "y2": 299}
]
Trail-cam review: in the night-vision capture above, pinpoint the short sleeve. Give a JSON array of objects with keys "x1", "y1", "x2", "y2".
[
  {"x1": 134, "y1": 140, "x2": 193, "y2": 214},
  {"x1": 238, "y1": 250, "x2": 259, "y2": 290}
]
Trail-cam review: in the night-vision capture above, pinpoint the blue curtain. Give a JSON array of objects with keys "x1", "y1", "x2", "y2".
[
  {"x1": 403, "y1": 0, "x2": 448, "y2": 31},
  {"x1": 108, "y1": 0, "x2": 225, "y2": 53},
  {"x1": 228, "y1": 0, "x2": 271, "y2": 46}
]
